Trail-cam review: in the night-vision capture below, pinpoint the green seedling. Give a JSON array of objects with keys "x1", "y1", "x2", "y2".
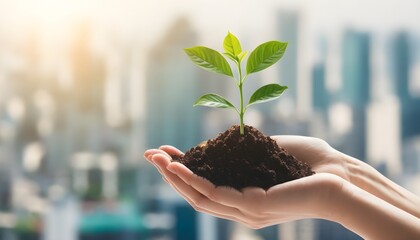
[{"x1": 184, "y1": 32, "x2": 288, "y2": 135}]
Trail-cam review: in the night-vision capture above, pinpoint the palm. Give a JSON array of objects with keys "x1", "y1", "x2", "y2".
[
  {"x1": 144, "y1": 143, "x2": 343, "y2": 229},
  {"x1": 272, "y1": 136, "x2": 350, "y2": 181}
]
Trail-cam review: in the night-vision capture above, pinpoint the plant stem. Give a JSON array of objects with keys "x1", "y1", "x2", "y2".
[
  {"x1": 238, "y1": 60, "x2": 245, "y2": 135},
  {"x1": 239, "y1": 82, "x2": 244, "y2": 134}
]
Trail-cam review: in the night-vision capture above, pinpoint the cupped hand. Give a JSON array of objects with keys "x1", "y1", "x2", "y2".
[
  {"x1": 272, "y1": 136, "x2": 352, "y2": 182},
  {"x1": 144, "y1": 145, "x2": 343, "y2": 229}
]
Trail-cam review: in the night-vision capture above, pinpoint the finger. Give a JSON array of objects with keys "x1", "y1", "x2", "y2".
[
  {"x1": 144, "y1": 149, "x2": 162, "y2": 160},
  {"x1": 152, "y1": 154, "x2": 246, "y2": 220},
  {"x1": 167, "y1": 162, "x2": 244, "y2": 208},
  {"x1": 166, "y1": 162, "x2": 280, "y2": 219},
  {"x1": 271, "y1": 135, "x2": 328, "y2": 165},
  {"x1": 143, "y1": 150, "x2": 164, "y2": 174},
  {"x1": 265, "y1": 180, "x2": 305, "y2": 213},
  {"x1": 167, "y1": 174, "x2": 247, "y2": 223},
  {"x1": 153, "y1": 154, "x2": 278, "y2": 225},
  {"x1": 151, "y1": 153, "x2": 173, "y2": 176},
  {"x1": 240, "y1": 187, "x2": 268, "y2": 212},
  {"x1": 159, "y1": 145, "x2": 184, "y2": 157},
  {"x1": 153, "y1": 148, "x2": 172, "y2": 159},
  {"x1": 270, "y1": 136, "x2": 303, "y2": 158},
  {"x1": 264, "y1": 174, "x2": 328, "y2": 216},
  {"x1": 271, "y1": 136, "x2": 320, "y2": 169}
]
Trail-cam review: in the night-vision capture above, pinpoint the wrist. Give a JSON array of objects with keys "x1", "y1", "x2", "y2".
[
  {"x1": 345, "y1": 154, "x2": 420, "y2": 218},
  {"x1": 335, "y1": 151, "x2": 365, "y2": 185},
  {"x1": 310, "y1": 173, "x2": 347, "y2": 221},
  {"x1": 325, "y1": 179, "x2": 420, "y2": 239}
]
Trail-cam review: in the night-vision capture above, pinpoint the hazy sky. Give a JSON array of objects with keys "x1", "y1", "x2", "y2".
[
  {"x1": 1, "y1": 0, "x2": 420, "y2": 46},
  {"x1": 1, "y1": 0, "x2": 419, "y2": 116}
]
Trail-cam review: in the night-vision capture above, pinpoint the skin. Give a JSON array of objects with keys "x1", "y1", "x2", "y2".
[
  {"x1": 144, "y1": 136, "x2": 420, "y2": 239},
  {"x1": 273, "y1": 136, "x2": 420, "y2": 219}
]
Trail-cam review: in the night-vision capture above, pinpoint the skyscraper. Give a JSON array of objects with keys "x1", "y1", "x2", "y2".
[
  {"x1": 392, "y1": 32, "x2": 411, "y2": 104},
  {"x1": 277, "y1": 10, "x2": 299, "y2": 106},
  {"x1": 339, "y1": 29, "x2": 371, "y2": 160},
  {"x1": 70, "y1": 22, "x2": 106, "y2": 115},
  {"x1": 264, "y1": 10, "x2": 309, "y2": 136},
  {"x1": 390, "y1": 32, "x2": 420, "y2": 140},
  {"x1": 312, "y1": 63, "x2": 328, "y2": 111},
  {"x1": 341, "y1": 30, "x2": 371, "y2": 107},
  {"x1": 145, "y1": 17, "x2": 204, "y2": 151}
]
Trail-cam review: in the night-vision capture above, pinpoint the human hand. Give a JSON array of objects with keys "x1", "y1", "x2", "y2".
[
  {"x1": 144, "y1": 146, "x2": 343, "y2": 229},
  {"x1": 271, "y1": 136, "x2": 352, "y2": 181},
  {"x1": 272, "y1": 136, "x2": 420, "y2": 219},
  {"x1": 144, "y1": 139, "x2": 420, "y2": 238}
]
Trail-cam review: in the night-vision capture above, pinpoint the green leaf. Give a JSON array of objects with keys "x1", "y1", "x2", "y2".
[
  {"x1": 238, "y1": 51, "x2": 248, "y2": 62},
  {"x1": 246, "y1": 41, "x2": 288, "y2": 74},
  {"x1": 194, "y1": 93, "x2": 236, "y2": 109},
  {"x1": 184, "y1": 46, "x2": 233, "y2": 77},
  {"x1": 223, "y1": 32, "x2": 242, "y2": 56},
  {"x1": 223, "y1": 52, "x2": 237, "y2": 63},
  {"x1": 247, "y1": 84, "x2": 288, "y2": 107}
]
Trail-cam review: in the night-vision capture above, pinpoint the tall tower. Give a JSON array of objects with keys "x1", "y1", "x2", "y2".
[
  {"x1": 309, "y1": 35, "x2": 331, "y2": 140},
  {"x1": 341, "y1": 30, "x2": 371, "y2": 107},
  {"x1": 393, "y1": 32, "x2": 411, "y2": 104},
  {"x1": 312, "y1": 63, "x2": 328, "y2": 111},
  {"x1": 264, "y1": 10, "x2": 311, "y2": 136},
  {"x1": 277, "y1": 10, "x2": 299, "y2": 106},
  {"x1": 145, "y1": 17, "x2": 204, "y2": 151},
  {"x1": 339, "y1": 29, "x2": 371, "y2": 161},
  {"x1": 70, "y1": 22, "x2": 106, "y2": 115},
  {"x1": 391, "y1": 32, "x2": 420, "y2": 140}
]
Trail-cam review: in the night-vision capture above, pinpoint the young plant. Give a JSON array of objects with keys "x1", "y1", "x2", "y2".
[{"x1": 184, "y1": 32, "x2": 288, "y2": 135}]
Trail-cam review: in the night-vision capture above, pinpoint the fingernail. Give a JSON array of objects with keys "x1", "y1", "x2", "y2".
[{"x1": 144, "y1": 149, "x2": 157, "y2": 159}]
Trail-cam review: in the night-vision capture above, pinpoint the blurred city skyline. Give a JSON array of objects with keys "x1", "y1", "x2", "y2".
[
  {"x1": 1, "y1": 1, "x2": 420, "y2": 240},
  {"x1": 2, "y1": 0, "x2": 420, "y2": 119},
  {"x1": 3, "y1": 0, "x2": 420, "y2": 58}
]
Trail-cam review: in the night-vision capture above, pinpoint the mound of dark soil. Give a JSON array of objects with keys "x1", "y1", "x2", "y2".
[{"x1": 171, "y1": 125, "x2": 314, "y2": 191}]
